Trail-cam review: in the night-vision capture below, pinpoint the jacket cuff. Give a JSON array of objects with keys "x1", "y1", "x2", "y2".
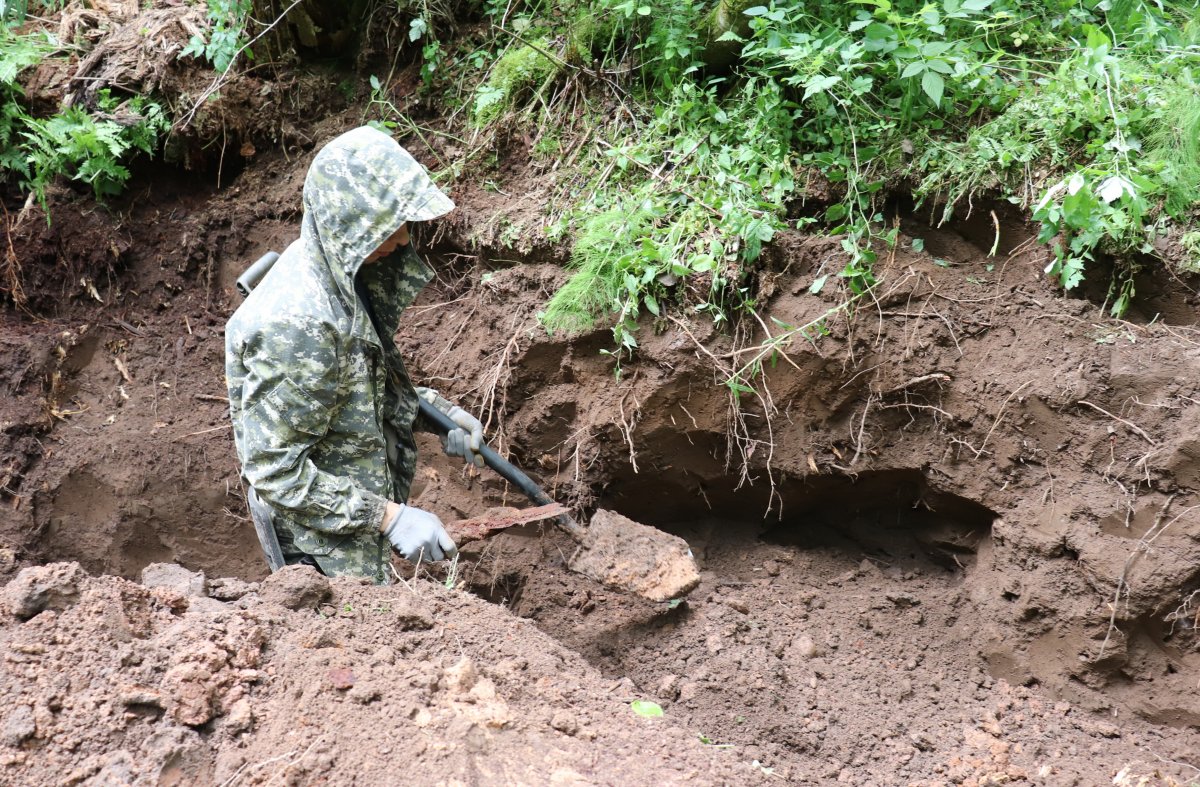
[{"x1": 359, "y1": 491, "x2": 390, "y2": 534}]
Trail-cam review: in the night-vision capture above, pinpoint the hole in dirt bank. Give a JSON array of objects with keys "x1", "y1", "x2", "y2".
[
  {"x1": 598, "y1": 468, "x2": 996, "y2": 573},
  {"x1": 461, "y1": 468, "x2": 1009, "y2": 779}
]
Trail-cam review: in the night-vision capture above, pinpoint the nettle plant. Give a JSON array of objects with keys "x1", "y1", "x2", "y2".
[{"x1": 181, "y1": 0, "x2": 252, "y2": 73}]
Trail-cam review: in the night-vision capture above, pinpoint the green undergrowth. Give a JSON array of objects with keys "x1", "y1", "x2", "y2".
[
  {"x1": 1, "y1": 27, "x2": 168, "y2": 219},
  {"x1": 445, "y1": 0, "x2": 1200, "y2": 386}
]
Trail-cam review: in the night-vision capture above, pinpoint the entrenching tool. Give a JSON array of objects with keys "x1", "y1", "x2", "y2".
[
  {"x1": 235, "y1": 249, "x2": 700, "y2": 602},
  {"x1": 420, "y1": 401, "x2": 700, "y2": 601}
]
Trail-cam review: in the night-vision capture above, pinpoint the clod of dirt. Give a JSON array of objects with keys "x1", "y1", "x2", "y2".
[
  {"x1": 2, "y1": 704, "x2": 36, "y2": 746},
  {"x1": 257, "y1": 565, "x2": 331, "y2": 610},
  {"x1": 569, "y1": 509, "x2": 701, "y2": 602},
  {"x1": 140, "y1": 562, "x2": 207, "y2": 597},
  {"x1": 206, "y1": 577, "x2": 258, "y2": 602},
  {"x1": 2, "y1": 562, "x2": 87, "y2": 620}
]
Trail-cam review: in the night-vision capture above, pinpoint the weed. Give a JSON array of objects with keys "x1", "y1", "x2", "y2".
[
  {"x1": 443, "y1": 554, "x2": 460, "y2": 589},
  {"x1": 22, "y1": 90, "x2": 167, "y2": 215},
  {"x1": 180, "y1": 0, "x2": 252, "y2": 73},
  {"x1": 461, "y1": 0, "x2": 1200, "y2": 353},
  {"x1": 0, "y1": 29, "x2": 50, "y2": 180},
  {"x1": 1179, "y1": 231, "x2": 1200, "y2": 274},
  {"x1": 472, "y1": 40, "x2": 562, "y2": 126}
]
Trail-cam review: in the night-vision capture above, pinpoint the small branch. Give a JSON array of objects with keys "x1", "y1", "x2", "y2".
[
  {"x1": 877, "y1": 372, "x2": 951, "y2": 396},
  {"x1": 1077, "y1": 400, "x2": 1158, "y2": 446},
  {"x1": 170, "y1": 423, "x2": 232, "y2": 442}
]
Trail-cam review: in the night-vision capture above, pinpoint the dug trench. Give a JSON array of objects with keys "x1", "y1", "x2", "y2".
[{"x1": 3, "y1": 140, "x2": 1200, "y2": 782}]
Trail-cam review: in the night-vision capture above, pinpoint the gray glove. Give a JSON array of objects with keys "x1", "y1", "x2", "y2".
[
  {"x1": 443, "y1": 406, "x2": 485, "y2": 469},
  {"x1": 383, "y1": 504, "x2": 457, "y2": 562}
]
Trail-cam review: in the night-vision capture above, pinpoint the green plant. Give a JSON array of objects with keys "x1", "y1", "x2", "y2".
[
  {"x1": 1179, "y1": 231, "x2": 1200, "y2": 274},
  {"x1": 471, "y1": 40, "x2": 561, "y2": 125},
  {"x1": 0, "y1": 29, "x2": 50, "y2": 179},
  {"x1": 22, "y1": 90, "x2": 168, "y2": 214},
  {"x1": 630, "y1": 699, "x2": 664, "y2": 717},
  {"x1": 180, "y1": 0, "x2": 252, "y2": 73}
]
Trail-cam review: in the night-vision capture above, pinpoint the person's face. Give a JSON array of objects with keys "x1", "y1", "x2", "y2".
[{"x1": 364, "y1": 223, "x2": 410, "y2": 264}]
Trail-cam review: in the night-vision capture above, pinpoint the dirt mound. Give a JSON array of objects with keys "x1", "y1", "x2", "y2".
[{"x1": 0, "y1": 562, "x2": 753, "y2": 785}]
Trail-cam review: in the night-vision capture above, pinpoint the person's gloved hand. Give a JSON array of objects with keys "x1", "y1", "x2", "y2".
[
  {"x1": 382, "y1": 503, "x2": 457, "y2": 562},
  {"x1": 443, "y1": 406, "x2": 485, "y2": 469}
]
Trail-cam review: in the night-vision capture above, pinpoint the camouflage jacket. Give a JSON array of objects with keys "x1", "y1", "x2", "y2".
[{"x1": 225, "y1": 126, "x2": 453, "y2": 559}]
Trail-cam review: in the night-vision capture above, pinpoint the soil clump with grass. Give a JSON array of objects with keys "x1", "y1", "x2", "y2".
[{"x1": 3, "y1": 5, "x2": 1200, "y2": 785}]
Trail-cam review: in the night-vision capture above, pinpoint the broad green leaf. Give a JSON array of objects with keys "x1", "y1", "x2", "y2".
[
  {"x1": 809, "y1": 274, "x2": 828, "y2": 294},
  {"x1": 803, "y1": 74, "x2": 841, "y2": 101},
  {"x1": 961, "y1": 0, "x2": 995, "y2": 10},
  {"x1": 901, "y1": 61, "x2": 925, "y2": 78},
  {"x1": 921, "y1": 70, "x2": 944, "y2": 106},
  {"x1": 631, "y1": 700, "x2": 664, "y2": 718}
]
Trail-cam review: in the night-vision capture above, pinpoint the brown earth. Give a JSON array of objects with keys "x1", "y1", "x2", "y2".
[
  {"x1": 0, "y1": 561, "x2": 754, "y2": 785},
  {"x1": 3, "y1": 17, "x2": 1200, "y2": 784}
]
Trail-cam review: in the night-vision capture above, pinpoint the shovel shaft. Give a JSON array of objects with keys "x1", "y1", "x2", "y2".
[{"x1": 418, "y1": 399, "x2": 586, "y2": 540}]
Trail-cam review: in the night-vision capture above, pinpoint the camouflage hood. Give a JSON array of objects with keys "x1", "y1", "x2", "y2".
[{"x1": 299, "y1": 126, "x2": 454, "y2": 342}]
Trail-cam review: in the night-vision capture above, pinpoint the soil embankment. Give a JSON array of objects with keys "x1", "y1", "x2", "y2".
[{"x1": 2, "y1": 33, "x2": 1200, "y2": 787}]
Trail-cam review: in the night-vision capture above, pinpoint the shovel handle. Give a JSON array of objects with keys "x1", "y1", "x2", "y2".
[{"x1": 418, "y1": 399, "x2": 586, "y2": 540}]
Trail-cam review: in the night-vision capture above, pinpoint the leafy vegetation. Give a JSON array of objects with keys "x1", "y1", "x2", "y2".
[
  {"x1": 180, "y1": 0, "x2": 252, "y2": 73},
  {"x1": 447, "y1": 0, "x2": 1200, "y2": 379},
  {"x1": 7, "y1": 0, "x2": 1200, "y2": 369},
  {"x1": 1, "y1": 29, "x2": 167, "y2": 219},
  {"x1": 23, "y1": 91, "x2": 168, "y2": 210},
  {"x1": 472, "y1": 40, "x2": 561, "y2": 125},
  {"x1": 0, "y1": 28, "x2": 49, "y2": 178}
]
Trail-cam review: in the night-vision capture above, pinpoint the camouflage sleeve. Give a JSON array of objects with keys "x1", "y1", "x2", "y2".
[
  {"x1": 236, "y1": 319, "x2": 388, "y2": 536},
  {"x1": 413, "y1": 386, "x2": 454, "y2": 433}
]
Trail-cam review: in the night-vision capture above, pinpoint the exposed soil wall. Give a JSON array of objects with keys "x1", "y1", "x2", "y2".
[{"x1": 2, "y1": 55, "x2": 1199, "y2": 786}]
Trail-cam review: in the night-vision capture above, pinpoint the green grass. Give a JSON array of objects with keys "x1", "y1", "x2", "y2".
[{"x1": 452, "y1": 0, "x2": 1200, "y2": 364}]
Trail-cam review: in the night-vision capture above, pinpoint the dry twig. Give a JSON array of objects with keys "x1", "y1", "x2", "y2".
[
  {"x1": 1077, "y1": 399, "x2": 1158, "y2": 446},
  {"x1": 1097, "y1": 497, "x2": 1194, "y2": 659}
]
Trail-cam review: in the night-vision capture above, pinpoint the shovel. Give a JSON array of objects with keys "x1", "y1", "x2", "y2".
[{"x1": 420, "y1": 401, "x2": 700, "y2": 602}]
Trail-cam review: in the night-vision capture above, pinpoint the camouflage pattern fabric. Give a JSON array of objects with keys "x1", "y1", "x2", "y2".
[{"x1": 225, "y1": 126, "x2": 454, "y2": 584}]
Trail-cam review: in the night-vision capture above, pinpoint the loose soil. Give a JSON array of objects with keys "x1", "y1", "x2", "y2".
[{"x1": 3, "y1": 12, "x2": 1200, "y2": 784}]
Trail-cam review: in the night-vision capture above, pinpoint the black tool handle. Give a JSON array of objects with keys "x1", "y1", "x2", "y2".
[{"x1": 418, "y1": 399, "x2": 586, "y2": 540}]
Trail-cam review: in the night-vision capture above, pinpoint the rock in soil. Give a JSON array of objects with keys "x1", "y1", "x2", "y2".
[
  {"x1": 2, "y1": 562, "x2": 88, "y2": 620},
  {"x1": 257, "y1": 564, "x2": 331, "y2": 610},
  {"x1": 140, "y1": 562, "x2": 207, "y2": 597},
  {"x1": 569, "y1": 509, "x2": 701, "y2": 602}
]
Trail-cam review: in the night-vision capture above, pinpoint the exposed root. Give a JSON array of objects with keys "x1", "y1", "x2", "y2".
[
  {"x1": 973, "y1": 380, "x2": 1033, "y2": 460},
  {"x1": 1, "y1": 203, "x2": 28, "y2": 309},
  {"x1": 1097, "y1": 496, "x2": 1196, "y2": 660},
  {"x1": 1077, "y1": 399, "x2": 1158, "y2": 446}
]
